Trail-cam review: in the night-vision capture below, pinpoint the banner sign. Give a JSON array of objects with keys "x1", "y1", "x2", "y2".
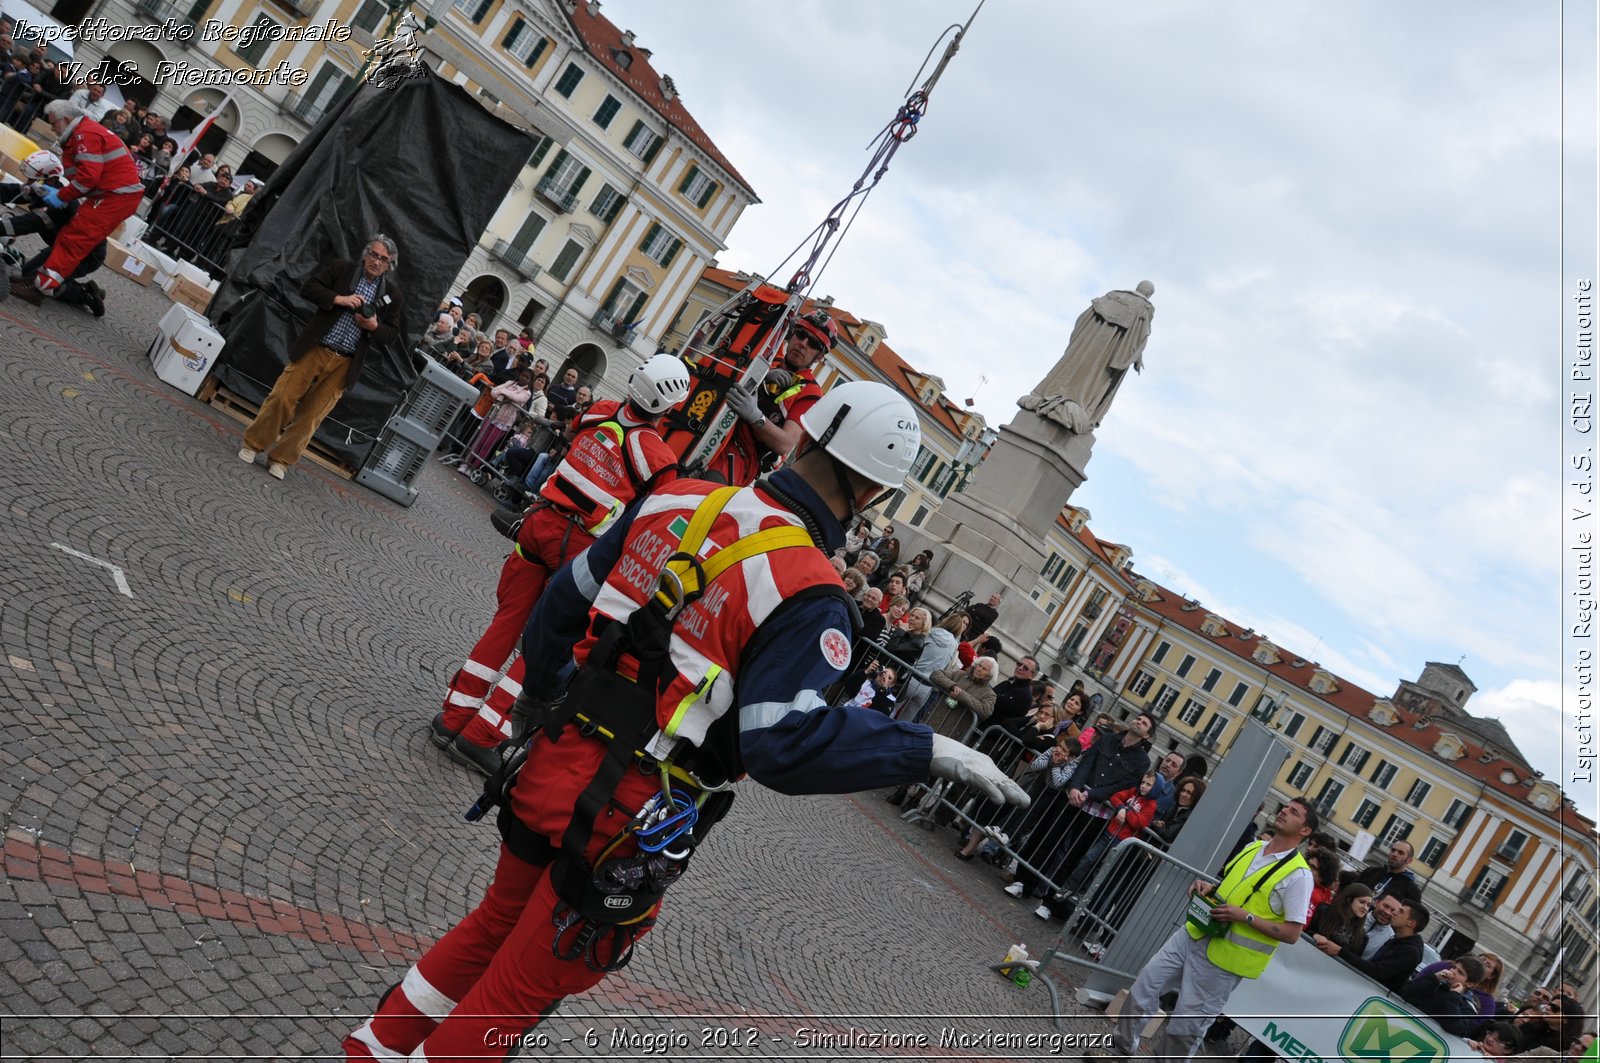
[{"x1": 1226, "y1": 939, "x2": 1476, "y2": 1061}]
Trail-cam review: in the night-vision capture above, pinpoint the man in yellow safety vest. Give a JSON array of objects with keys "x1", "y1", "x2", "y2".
[{"x1": 1098, "y1": 797, "x2": 1318, "y2": 1060}]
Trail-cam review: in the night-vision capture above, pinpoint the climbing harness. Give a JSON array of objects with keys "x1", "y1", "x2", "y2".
[{"x1": 462, "y1": 485, "x2": 832, "y2": 971}]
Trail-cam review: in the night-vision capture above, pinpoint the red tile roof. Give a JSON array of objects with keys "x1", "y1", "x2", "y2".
[
  {"x1": 564, "y1": 2, "x2": 755, "y2": 198},
  {"x1": 1127, "y1": 572, "x2": 1596, "y2": 835}
]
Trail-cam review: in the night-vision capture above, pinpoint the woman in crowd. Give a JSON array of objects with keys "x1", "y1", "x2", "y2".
[
  {"x1": 926, "y1": 655, "x2": 997, "y2": 733},
  {"x1": 460, "y1": 366, "x2": 533, "y2": 475},
  {"x1": 1147, "y1": 775, "x2": 1206, "y2": 846},
  {"x1": 1306, "y1": 882, "x2": 1372, "y2": 956},
  {"x1": 104, "y1": 108, "x2": 138, "y2": 142},
  {"x1": 883, "y1": 607, "x2": 931, "y2": 695},
  {"x1": 902, "y1": 611, "x2": 967, "y2": 720},
  {"x1": 1057, "y1": 691, "x2": 1089, "y2": 745},
  {"x1": 1304, "y1": 846, "x2": 1340, "y2": 917},
  {"x1": 843, "y1": 518, "x2": 870, "y2": 566}
]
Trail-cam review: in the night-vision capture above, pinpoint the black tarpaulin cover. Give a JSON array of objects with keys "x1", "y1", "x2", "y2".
[{"x1": 207, "y1": 69, "x2": 535, "y2": 469}]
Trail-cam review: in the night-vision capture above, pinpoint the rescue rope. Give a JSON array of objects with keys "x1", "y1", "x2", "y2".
[{"x1": 770, "y1": 0, "x2": 987, "y2": 298}]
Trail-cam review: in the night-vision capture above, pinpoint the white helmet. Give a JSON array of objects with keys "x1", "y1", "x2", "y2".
[
  {"x1": 21, "y1": 150, "x2": 62, "y2": 182},
  {"x1": 628, "y1": 353, "x2": 691, "y2": 415},
  {"x1": 796, "y1": 380, "x2": 920, "y2": 488}
]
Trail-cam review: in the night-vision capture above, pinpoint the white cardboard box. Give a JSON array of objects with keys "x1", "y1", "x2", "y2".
[
  {"x1": 149, "y1": 304, "x2": 224, "y2": 395},
  {"x1": 129, "y1": 242, "x2": 177, "y2": 287}
]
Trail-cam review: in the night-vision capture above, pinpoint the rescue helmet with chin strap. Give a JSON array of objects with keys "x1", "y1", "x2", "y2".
[
  {"x1": 21, "y1": 150, "x2": 62, "y2": 183},
  {"x1": 796, "y1": 380, "x2": 919, "y2": 488},
  {"x1": 627, "y1": 353, "x2": 692, "y2": 415}
]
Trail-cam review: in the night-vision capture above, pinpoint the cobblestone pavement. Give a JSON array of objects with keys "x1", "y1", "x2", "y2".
[{"x1": 0, "y1": 273, "x2": 1128, "y2": 1061}]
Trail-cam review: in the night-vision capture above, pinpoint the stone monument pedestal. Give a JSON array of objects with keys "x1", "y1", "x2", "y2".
[{"x1": 897, "y1": 409, "x2": 1097, "y2": 658}]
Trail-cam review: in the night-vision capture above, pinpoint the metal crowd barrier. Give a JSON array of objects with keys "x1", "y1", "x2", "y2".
[
  {"x1": 143, "y1": 183, "x2": 235, "y2": 277},
  {"x1": 911, "y1": 722, "x2": 1109, "y2": 882}
]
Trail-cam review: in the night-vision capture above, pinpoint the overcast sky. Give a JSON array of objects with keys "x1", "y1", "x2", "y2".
[{"x1": 612, "y1": 0, "x2": 1594, "y2": 819}]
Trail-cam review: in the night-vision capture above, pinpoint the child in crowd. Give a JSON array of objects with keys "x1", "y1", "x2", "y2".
[{"x1": 1037, "y1": 769, "x2": 1159, "y2": 919}]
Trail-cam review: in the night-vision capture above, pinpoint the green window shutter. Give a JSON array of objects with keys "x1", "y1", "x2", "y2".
[
  {"x1": 572, "y1": 165, "x2": 591, "y2": 194},
  {"x1": 641, "y1": 222, "x2": 660, "y2": 253},
  {"x1": 528, "y1": 136, "x2": 552, "y2": 169},
  {"x1": 525, "y1": 36, "x2": 547, "y2": 68},
  {"x1": 550, "y1": 240, "x2": 582, "y2": 280},
  {"x1": 660, "y1": 237, "x2": 681, "y2": 269},
  {"x1": 642, "y1": 134, "x2": 663, "y2": 165},
  {"x1": 470, "y1": 0, "x2": 492, "y2": 22},
  {"x1": 544, "y1": 148, "x2": 569, "y2": 177},
  {"x1": 677, "y1": 163, "x2": 698, "y2": 195},
  {"x1": 501, "y1": 17, "x2": 523, "y2": 49},
  {"x1": 604, "y1": 191, "x2": 625, "y2": 222},
  {"x1": 696, "y1": 180, "x2": 716, "y2": 209},
  {"x1": 601, "y1": 278, "x2": 626, "y2": 315},
  {"x1": 624, "y1": 291, "x2": 648, "y2": 324}
]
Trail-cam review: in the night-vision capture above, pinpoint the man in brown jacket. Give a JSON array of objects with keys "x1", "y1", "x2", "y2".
[{"x1": 239, "y1": 235, "x2": 406, "y2": 479}]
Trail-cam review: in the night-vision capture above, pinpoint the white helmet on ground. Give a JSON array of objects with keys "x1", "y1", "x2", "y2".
[
  {"x1": 796, "y1": 380, "x2": 920, "y2": 488},
  {"x1": 21, "y1": 151, "x2": 62, "y2": 182},
  {"x1": 628, "y1": 353, "x2": 691, "y2": 415}
]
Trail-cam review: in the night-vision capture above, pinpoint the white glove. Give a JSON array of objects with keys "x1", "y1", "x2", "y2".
[
  {"x1": 764, "y1": 368, "x2": 794, "y2": 390},
  {"x1": 928, "y1": 734, "x2": 1031, "y2": 808},
  {"x1": 724, "y1": 380, "x2": 763, "y2": 423}
]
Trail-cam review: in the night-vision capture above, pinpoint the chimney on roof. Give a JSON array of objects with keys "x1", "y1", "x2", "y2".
[
  {"x1": 815, "y1": 294, "x2": 834, "y2": 308},
  {"x1": 622, "y1": 29, "x2": 635, "y2": 47},
  {"x1": 585, "y1": 0, "x2": 600, "y2": 15},
  {"x1": 659, "y1": 74, "x2": 677, "y2": 101}
]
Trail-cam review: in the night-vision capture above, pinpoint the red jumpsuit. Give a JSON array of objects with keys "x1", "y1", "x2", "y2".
[
  {"x1": 703, "y1": 365, "x2": 822, "y2": 487},
  {"x1": 439, "y1": 402, "x2": 677, "y2": 749},
  {"x1": 349, "y1": 479, "x2": 849, "y2": 1062},
  {"x1": 36, "y1": 116, "x2": 143, "y2": 293}
]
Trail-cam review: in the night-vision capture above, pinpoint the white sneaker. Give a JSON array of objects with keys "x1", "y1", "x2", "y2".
[
  {"x1": 238, "y1": 446, "x2": 257, "y2": 463},
  {"x1": 1034, "y1": 903, "x2": 1053, "y2": 920},
  {"x1": 267, "y1": 462, "x2": 287, "y2": 480},
  {"x1": 1003, "y1": 882, "x2": 1026, "y2": 898}
]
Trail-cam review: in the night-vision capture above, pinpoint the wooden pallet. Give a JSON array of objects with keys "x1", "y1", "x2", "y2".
[{"x1": 202, "y1": 378, "x2": 357, "y2": 480}]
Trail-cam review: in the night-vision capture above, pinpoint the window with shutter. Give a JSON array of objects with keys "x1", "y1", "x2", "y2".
[
  {"x1": 1353, "y1": 799, "x2": 1381, "y2": 828},
  {"x1": 624, "y1": 121, "x2": 662, "y2": 162},
  {"x1": 509, "y1": 212, "x2": 546, "y2": 255},
  {"x1": 554, "y1": 63, "x2": 584, "y2": 98},
  {"x1": 527, "y1": 136, "x2": 552, "y2": 170},
  {"x1": 548, "y1": 240, "x2": 583, "y2": 281},
  {"x1": 593, "y1": 94, "x2": 621, "y2": 129},
  {"x1": 454, "y1": 0, "x2": 493, "y2": 23},
  {"x1": 588, "y1": 184, "x2": 625, "y2": 223},
  {"x1": 300, "y1": 64, "x2": 351, "y2": 122},
  {"x1": 502, "y1": 22, "x2": 546, "y2": 65},
  {"x1": 351, "y1": 0, "x2": 385, "y2": 32},
  {"x1": 678, "y1": 165, "x2": 716, "y2": 207},
  {"x1": 234, "y1": 14, "x2": 279, "y2": 64},
  {"x1": 640, "y1": 223, "x2": 681, "y2": 266}
]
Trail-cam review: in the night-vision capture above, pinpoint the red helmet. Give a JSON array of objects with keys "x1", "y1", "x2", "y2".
[{"x1": 792, "y1": 309, "x2": 838, "y2": 353}]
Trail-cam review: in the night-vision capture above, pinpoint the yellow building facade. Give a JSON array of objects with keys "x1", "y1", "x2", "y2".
[{"x1": 1029, "y1": 505, "x2": 1598, "y2": 1000}]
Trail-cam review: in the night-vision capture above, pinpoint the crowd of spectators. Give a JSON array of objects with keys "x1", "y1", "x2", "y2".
[{"x1": 418, "y1": 299, "x2": 593, "y2": 501}]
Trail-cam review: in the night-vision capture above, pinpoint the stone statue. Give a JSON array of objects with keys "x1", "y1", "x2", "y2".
[{"x1": 1020, "y1": 280, "x2": 1155, "y2": 433}]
